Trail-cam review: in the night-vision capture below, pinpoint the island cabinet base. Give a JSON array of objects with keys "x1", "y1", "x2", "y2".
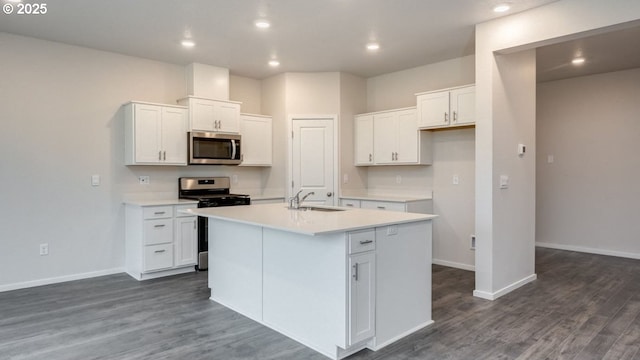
[{"x1": 208, "y1": 219, "x2": 433, "y2": 360}]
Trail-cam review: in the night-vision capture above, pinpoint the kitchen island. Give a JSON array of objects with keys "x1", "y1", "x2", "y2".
[{"x1": 183, "y1": 203, "x2": 436, "y2": 360}]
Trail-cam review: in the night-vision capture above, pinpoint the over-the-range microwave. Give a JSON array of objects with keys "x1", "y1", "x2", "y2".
[{"x1": 188, "y1": 131, "x2": 242, "y2": 165}]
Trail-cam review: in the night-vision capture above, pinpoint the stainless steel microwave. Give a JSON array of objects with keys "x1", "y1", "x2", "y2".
[{"x1": 188, "y1": 132, "x2": 242, "y2": 165}]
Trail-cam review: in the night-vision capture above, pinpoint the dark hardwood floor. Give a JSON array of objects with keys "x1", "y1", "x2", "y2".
[{"x1": 2, "y1": 248, "x2": 639, "y2": 360}]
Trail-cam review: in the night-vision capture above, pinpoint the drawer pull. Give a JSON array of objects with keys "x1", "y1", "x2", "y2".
[
  {"x1": 154, "y1": 249, "x2": 166, "y2": 253},
  {"x1": 154, "y1": 211, "x2": 166, "y2": 215},
  {"x1": 154, "y1": 224, "x2": 166, "y2": 228},
  {"x1": 377, "y1": 206, "x2": 386, "y2": 209},
  {"x1": 359, "y1": 240, "x2": 373, "y2": 245},
  {"x1": 346, "y1": 204, "x2": 354, "y2": 207}
]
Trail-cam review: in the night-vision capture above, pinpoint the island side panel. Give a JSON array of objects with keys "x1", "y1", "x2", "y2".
[
  {"x1": 374, "y1": 220, "x2": 433, "y2": 349},
  {"x1": 262, "y1": 228, "x2": 348, "y2": 358},
  {"x1": 208, "y1": 219, "x2": 263, "y2": 322}
]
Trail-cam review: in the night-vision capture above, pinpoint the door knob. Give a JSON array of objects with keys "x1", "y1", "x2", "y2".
[{"x1": 327, "y1": 192, "x2": 333, "y2": 197}]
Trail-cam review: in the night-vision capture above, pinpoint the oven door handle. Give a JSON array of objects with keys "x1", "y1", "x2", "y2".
[{"x1": 231, "y1": 139, "x2": 237, "y2": 160}]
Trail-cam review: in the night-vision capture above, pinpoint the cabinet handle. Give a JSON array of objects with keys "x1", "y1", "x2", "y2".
[
  {"x1": 359, "y1": 240, "x2": 373, "y2": 245},
  {"x1": 154, "y1": 224, "x2": 165, "y2": 228},
  {"x1": 193, "y1": 220, "x2": 196, "y2": 229},
  {"x1": 163, "y1": 151, "x2": 166, "y2": 161},
  {"x1": 353, "y1": 263, "x2": 359, "y2": 281},
  {"x1": 453, "y1": 111, "x2": 458, "y2": 122},
  {"x1": 377, "y1": 206, "x2": 386, "y2": 210},
  {"x1": 346, "y1": 204, "x2": 354, "y2": 207},
  {"x1": 444, "y1": 112, "x2": 449, "y2": 122},
  {"x1": 154, "y1": 211, "x2": 165, "y2": 215},
  {"x1": 154, "y1": 249, "x2": 166, "y2": 253},
  {"x1": 369, "y1": 153, "x2": 372, "y2": 162},
  {"x1": 158, "y1": 151, "x2": 162, "y2": 160}
]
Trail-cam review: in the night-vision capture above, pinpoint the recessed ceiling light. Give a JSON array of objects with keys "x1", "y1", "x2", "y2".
[
  {"x1": 572, "y1": 57, "x2": 586, "y2": 65},
  {"x1": 255, "y1": 20, "x2": 271, "y2": 29},
  {"x1": 181, "y1": 40, "x2": 195, "y2": 48},
  {"x1": 268, "y1": 60, "x2": 280, "y2": 67},
  {"x1": 493, "y1": 3, "x2": 511, "y2": 12},
  {"x1": 366, "y1": 43, "x2": 380, "y2": 51}
]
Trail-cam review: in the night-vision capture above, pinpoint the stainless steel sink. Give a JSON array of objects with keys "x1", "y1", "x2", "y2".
[{"x1": 298, "y1": 206, "x2": 345, "y2": 212}]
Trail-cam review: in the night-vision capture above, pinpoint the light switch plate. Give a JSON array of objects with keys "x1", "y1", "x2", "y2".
[
  {"x1": 453, "y1": 175, "x2": 459, "y2": 185},
  {"x1": 91, "y1": 174, "x2": 100, "y2": 186},
  {"x1": 499, "y1": 175, "x2": 509, "y2": 189}
]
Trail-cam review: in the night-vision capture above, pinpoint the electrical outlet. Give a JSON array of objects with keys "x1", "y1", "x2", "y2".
[
  {"x1": 387, "y1": 225, "x2": 398, "y2": 236},
  {"x1": 395, "y1": 175, "x2": 402, "y2": 184},
  {"x1": 139, "y1": 176, "x2": 150, "y2": 185},
  {"x1": 343, "y1": 174, "x2": 349, "y2": 184},
  {"x1": 232, "y1": 174, "x2": 239, "y2": 184},
  {"x1": 39, "y1": 243, "x2": 49, "y2": 256},
  {"x1": 453, "y1": 175, "x2": 459, "y2": 185},
  {"x1": 470, "y1": 235, "x2": 476, "y2": 250}
]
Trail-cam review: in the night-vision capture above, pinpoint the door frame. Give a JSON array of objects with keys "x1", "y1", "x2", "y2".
[{"x1": 287, "y1": 114, "x2": 339, "y2": 205}]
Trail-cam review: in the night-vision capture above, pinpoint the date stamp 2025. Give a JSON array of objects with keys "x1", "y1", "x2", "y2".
[{"x1": 3, "y1": 2, "x2": 48, "y2": 15}]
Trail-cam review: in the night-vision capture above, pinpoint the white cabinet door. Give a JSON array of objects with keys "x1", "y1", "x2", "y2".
[
  {"x1": 143, "y1": 243, "x2": 174, "y2": 272},
  {"x1": 373, "y1": 112, "x2": 396, "y2": 164},
  {"x1": 355, "y1": 115, "x2": 374, "y2": 165},
  {"x1": 189, "y1": 98, "x2": 216, "y2": 131},
  {"x1": 417, "y1": 85, "x2": 475, "y2": 129},
  {"x1": 239, "y1": 114, "x2": 272, "y2": 166},
  {"x1": 174, "y1": 216, "x2": 197, "y2": 267},
  {"x1": 417, "y1": 91, "x2": 450, "y2": 128},
  {"x1": 133, "y1": 104, "x2": 162, "y2": 163},
  {"x1": 450, "y1": 85, "x2": 475, "y2": 126},
  {"x1": 161, "y1": 107, "x2": 188, "y2": 164},
  {"x1": 395, "y1": 109, "x2": 419, "y2": 164},
  {"x1": 215, "y1": 102, "x2": 240, "y2": 133},
  {"x1": 349, "y1": 252, "x2": 376, "y2": 345}
]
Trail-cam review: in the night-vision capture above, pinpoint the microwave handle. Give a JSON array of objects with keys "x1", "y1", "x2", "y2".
[{"x1": 231, "y1": 139, "x2": 237, "y2": 160}]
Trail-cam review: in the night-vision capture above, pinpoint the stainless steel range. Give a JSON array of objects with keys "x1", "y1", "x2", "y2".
[{"x1": 178, "y1": 177, "x2": 250, "y2": 270}]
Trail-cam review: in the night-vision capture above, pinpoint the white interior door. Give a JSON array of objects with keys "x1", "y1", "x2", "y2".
[{"x1": 291, "y1": 118, "x2": 335, "y2": 205}]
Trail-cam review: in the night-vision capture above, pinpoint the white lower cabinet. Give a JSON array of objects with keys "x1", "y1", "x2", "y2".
[
  {"x1": 340, "y1": 198, "x2": 433, "y2": 214},
  {"x1": 348, "y1": 229, "x2": 376, "y2": 345},
  {"x1": 125, "y1": 202, "x2": 198, "y2": 280}
]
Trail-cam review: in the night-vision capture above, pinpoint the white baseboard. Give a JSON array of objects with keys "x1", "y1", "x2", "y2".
[
  {"x1": 473, "y1": 273, "x2": 537, "y2": 301},
  {"x1": 432, "y1": 258, "x2": 475, "y2": 271},
  {"x1": 372, "y1": 320, "x2": 435, "y2": 351},
  {"x1": 0, "y1": 267, "x2": 125, "y2": 293},
  {"x1": 536, "y1": 242, "x2": 640, "y2": 260}
]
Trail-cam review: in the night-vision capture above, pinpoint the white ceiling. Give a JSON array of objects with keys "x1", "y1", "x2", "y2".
[
  {"x1": 0, "y1": 0, "x2": 560, "y2": 79},
  {"x1": 537, "y1": 24, "x2": 640, "y2": 82}
]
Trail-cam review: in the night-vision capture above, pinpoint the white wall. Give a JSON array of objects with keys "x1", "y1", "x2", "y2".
[
  {"x1": 365, "y1": 57, "x2": 476, "y2": 269},
  {"x1": 339, "y1": 73, "x2": 368, "y2": 193},
  {"x1": 0, "y1": 33, "x2": 265, "y2": 290},
  {"x1": 230, "y1": 74, "x2": 262, "y2": 114},
  {"x1": 474, "y1": 0, "x2": 640, "y2": 299},
  {"x1": 536, "y1": 68, "x2": 640, "y2": 259}
]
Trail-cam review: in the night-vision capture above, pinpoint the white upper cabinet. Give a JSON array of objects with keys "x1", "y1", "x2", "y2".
[
  {"x1": 354, "y1": 108, "x2": 431, "y2": 166},
  {"x1": 124, "y1": 102, "x2": 188, "y2": 166},
  {"x1": 354, "y1": 114, "x2": 374, "y2": 165},
  {"x1": 239, "y1": 114, "x2": 272, "y2": 166},
  {"x1": 416, "y1": 85, "x2": 475, "y2": 129},
  {"x1": 177, "y1": 96, "x2": 241, "y2": 133}
]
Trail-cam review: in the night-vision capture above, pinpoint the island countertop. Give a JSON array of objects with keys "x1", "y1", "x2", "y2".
[{"x1": 182, "y1": 203, "x2": 436, "y2": 236}]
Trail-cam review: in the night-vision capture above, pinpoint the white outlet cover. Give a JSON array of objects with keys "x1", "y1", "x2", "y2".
[
  {"x1": 139, "y1": 176, "x2": 150, "y2": 185},
  {"x1": 395, "y1": 175, "x2": 402, "y2": 184},
  {"x1": 453, "y1": 175, "x2": 459, "y2": 185}
]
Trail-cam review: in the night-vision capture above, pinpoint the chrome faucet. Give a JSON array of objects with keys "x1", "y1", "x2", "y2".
[{"x1": 289, "y1": 190, "x2": 315, "y2": 209}]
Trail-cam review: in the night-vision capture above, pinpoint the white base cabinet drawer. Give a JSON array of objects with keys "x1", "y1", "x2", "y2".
[
  {"x1": 143, "y1": 243, "x2": 174, "y2": 272},
  {"x1": 143, "y1": 219, "x2": 173, "y2": 245},
  {"x1": 361, "y1": 200, "x2": 406, "y2": 212},
  {"x1": 349, "y1": 229, "x2": 376, "y2": 254}
]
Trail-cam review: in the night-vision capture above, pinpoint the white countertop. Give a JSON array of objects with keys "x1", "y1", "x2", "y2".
[
  {"x1": 182, "y1": 203, "x2": 436, "y2": 236},
  {"x1": 123, "y1": 199, "x2": 198, "y2": 206}
]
